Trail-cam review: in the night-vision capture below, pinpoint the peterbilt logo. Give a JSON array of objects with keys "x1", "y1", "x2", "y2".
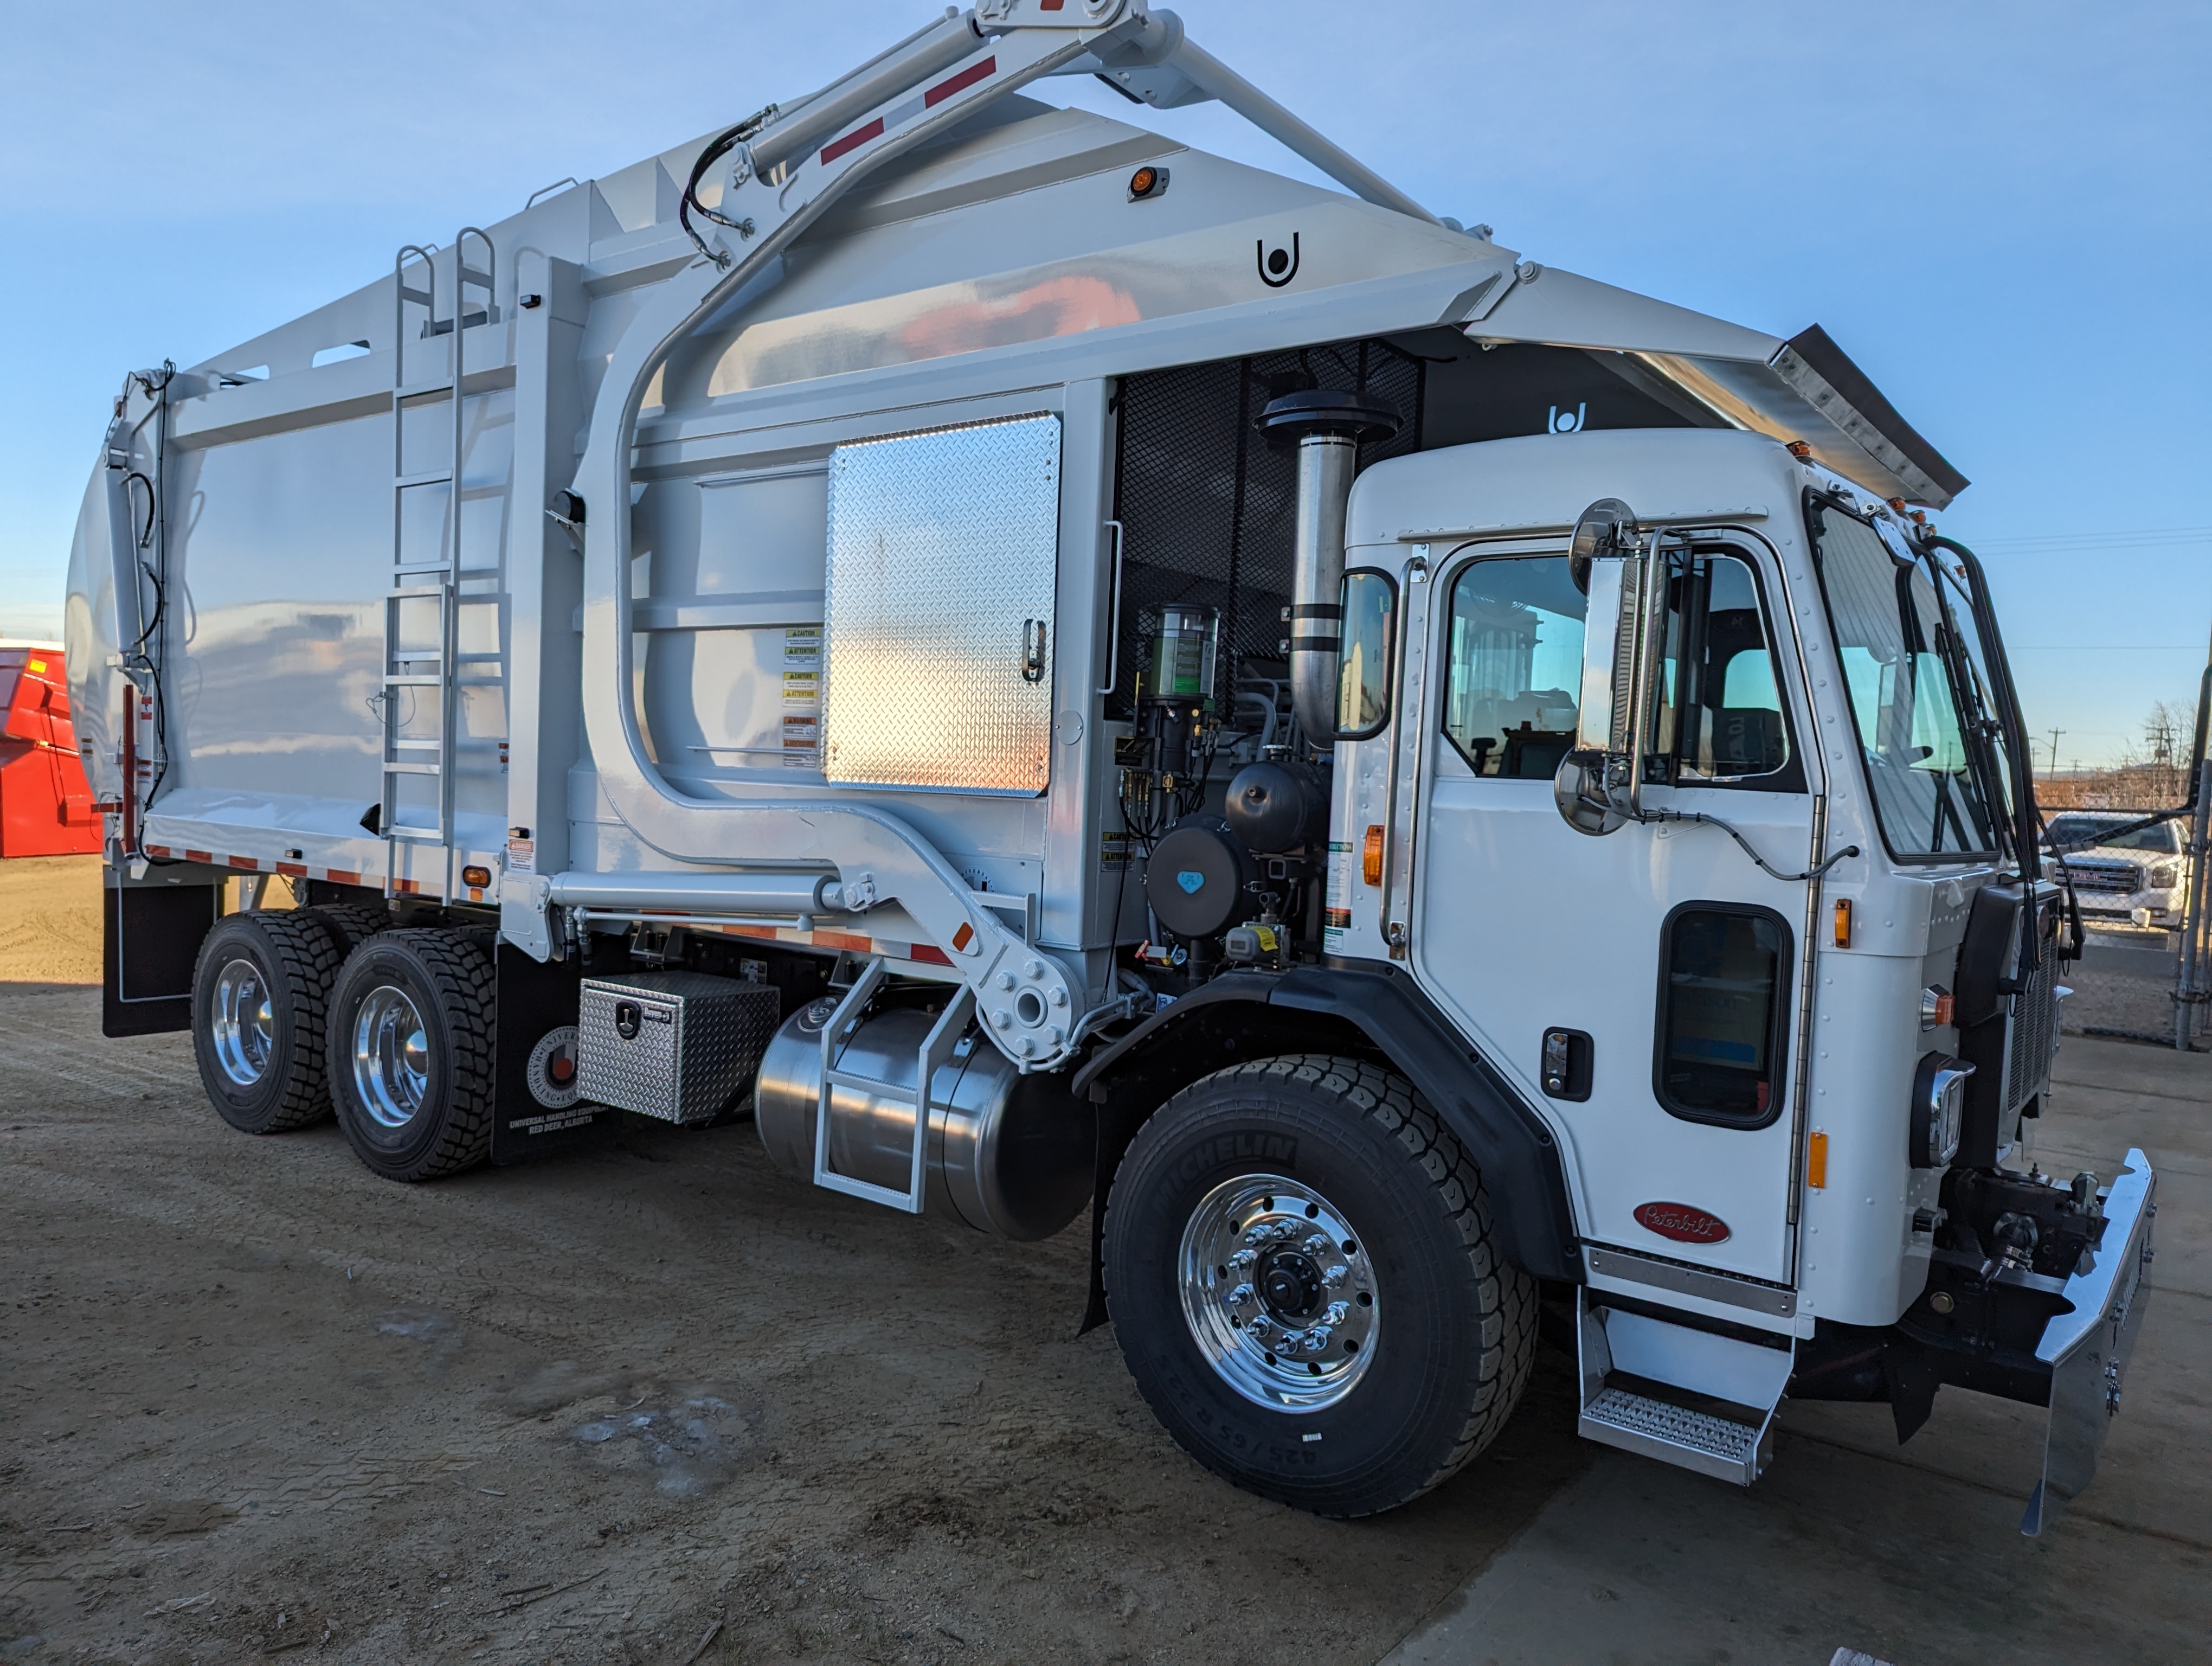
[{"x1": 1633, "y1": 1202, "x2": 1732, "y2": 1245}]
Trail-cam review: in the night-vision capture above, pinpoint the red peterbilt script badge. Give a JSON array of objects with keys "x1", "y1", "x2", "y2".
[{"x1": 1633, "y1": 1202, "x2": 1732, "y2": 1245}]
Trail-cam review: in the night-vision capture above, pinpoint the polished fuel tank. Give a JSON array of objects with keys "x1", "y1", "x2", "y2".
[{"x1": 755, "y1": 999, "x2": 1092, "y2": 1241}]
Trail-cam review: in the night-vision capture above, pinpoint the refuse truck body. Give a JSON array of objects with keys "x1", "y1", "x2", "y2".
[{"x1": 66, "y1": 0, "x2": 2153, "y2": 1529}]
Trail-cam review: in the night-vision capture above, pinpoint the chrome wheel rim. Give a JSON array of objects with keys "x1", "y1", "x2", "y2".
[
  {"x1": 1177, "y1": 1172, "x2": 1379, "y2": 1413},
  {"x1": 353, "y1": 984, "x2": 431, "y2": 1129},
  {"x1": 210, "y1": 957, "x2": 275, "y2": 1086}
]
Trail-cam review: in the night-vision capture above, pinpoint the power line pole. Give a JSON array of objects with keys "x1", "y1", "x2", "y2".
[{"x1": 2047, "y1": 728, "x2": 2065, "y2": 776}]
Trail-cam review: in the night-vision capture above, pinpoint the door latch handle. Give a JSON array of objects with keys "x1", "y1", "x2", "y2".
[{"x1": 1021, "y1": 618, "x2": 1047, "y2": 683}]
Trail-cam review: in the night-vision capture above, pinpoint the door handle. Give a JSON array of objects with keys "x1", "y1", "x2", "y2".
[{"x1": 1022, "y1": 618, "x2": 1047, "y2": 683}]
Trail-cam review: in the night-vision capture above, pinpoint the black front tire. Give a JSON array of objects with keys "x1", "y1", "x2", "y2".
[
  {"x1": 1103, "y1": 1055, "x2": 1535, "y2": 1517},
  {"x1": 190, "y1": 911, "x2": 343, "y2": 1134},
  {"x1": 325, "y1": 928, "x2": 496, "y2": 1182}
]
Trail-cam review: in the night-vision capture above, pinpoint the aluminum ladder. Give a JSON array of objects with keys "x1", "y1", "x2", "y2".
[
  {"x1": 381, "y1": 230, "x2": 498, "y2": 902},
  {"x1": 812, "y1": 957, "x2": 974, "y2": 1214}
]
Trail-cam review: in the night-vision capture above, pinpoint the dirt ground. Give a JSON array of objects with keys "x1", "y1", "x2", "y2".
[
  {"x1": 4, "y1": 856, "x2": 2204, "y2": 1665},
  {"x1": 0, "y1": 857, "x2": 1588, "y2": 1665}
]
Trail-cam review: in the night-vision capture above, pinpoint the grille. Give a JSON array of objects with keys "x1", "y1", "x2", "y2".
[
  {"x1": 2066, "y1": 861, "x2": 2141, "y2": 894},
  {"x1": 1110, "y1": 339, "x2": 1424, "y2": 719},
  {"x1": 2004, "y1": 933, "x2": 2061, "y2": 1118}
]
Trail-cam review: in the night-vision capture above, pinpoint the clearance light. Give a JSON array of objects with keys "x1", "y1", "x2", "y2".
[
  {"x1": 1806, "y1": 1130, "x2": 1829, "y2": 1189},
  {"x1": 1920, "y1": 985, "x2": 1956, "y2": 1030},
  {"x1": 1832, "y1": 898, "x2": 1853, "y2": 948},
  {"x1": 1127, "y1": 164, "x2": 1169, "y2": 201},
  {"x1": 1362, "y1": 824, "x2": 1385, "y2": 886},
  {"x1": 461, "y1": 865, "x2": 492, "y2": 888}
]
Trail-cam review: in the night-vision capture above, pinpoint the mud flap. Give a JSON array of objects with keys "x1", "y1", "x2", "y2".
[
  {"x1": 102, "y1": 868, "x2": 219, "y2": 1037},
  {"x1": 492, "y1": 940, "x2": 621, "y2": 1165}
]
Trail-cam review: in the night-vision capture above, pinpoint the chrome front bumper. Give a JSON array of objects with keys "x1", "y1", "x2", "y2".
[{"x1": 2021, "y1": 1147, "x2": 2157, "y2": 1535}]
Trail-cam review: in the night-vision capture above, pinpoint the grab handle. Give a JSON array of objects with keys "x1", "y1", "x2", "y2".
[{"x1": 1095, "y1": 518, "x2": 1125, "y2": 695}]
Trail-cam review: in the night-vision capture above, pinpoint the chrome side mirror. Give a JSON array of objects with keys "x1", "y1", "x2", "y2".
[{"x1": 1554, "y1": 498, "x2": 1662, "y2": 837}]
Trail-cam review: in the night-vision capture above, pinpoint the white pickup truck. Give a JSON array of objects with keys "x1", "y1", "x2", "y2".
[{"x1": 2046, "y1": 812, "x2": 2190, "y2": 929}]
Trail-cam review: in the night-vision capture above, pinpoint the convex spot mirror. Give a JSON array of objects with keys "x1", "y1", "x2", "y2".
[{"x1": 1554, "y1": 497, "x2": 1662, "y2": 837}]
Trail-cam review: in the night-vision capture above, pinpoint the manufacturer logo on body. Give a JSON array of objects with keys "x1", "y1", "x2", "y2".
[{"x1": 1632, "y1": 1202, "x2": 1731, "y2": 1245}]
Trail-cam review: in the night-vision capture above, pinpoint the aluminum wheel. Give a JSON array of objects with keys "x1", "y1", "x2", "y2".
[
  {"x1": 1176, "y1": 1172, "x2": 1379, "y2": 1412},
  {"x1": 352, "y1": 983, "x2": 431, "y2": 1129},
  {"x1": 209, "y1": 957, "x2": 275, "y2": 1086}
]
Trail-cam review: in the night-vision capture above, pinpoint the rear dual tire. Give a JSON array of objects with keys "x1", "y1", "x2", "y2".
[
  {"x1": 324, "y1": 929, "x2": 496, "y2": 1182},
  {"x1": 190, "y1": 911, "x2": 494, "y2": 1181},
  {"x1": 190, "y1": 911, "x2": 344, "y2": 1134}
]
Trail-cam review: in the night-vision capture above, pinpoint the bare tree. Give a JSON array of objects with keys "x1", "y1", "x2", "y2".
[{"x1": 2107, "y1": 696, "x2": 2202, "y2": 808}]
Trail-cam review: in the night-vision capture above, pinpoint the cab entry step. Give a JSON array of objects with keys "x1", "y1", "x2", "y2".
[
  {"x1": 1577, "y1": 1293, "x2": 1795, "y2": 1485},
  {"x1": 1581, "y1": 1386, "x2": 1764, "y2": 1475}
]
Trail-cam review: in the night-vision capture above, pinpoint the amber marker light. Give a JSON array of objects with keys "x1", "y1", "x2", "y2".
[
  {"x1": 1362, "y1": 824, "x2": 1385, "y2": 886},
  {"x1": 1806, "y1": 1131, "x2": 1829, "y2": 1189},
  {"x1": 461, "y1": 865, "x2": 492, "y2": 888},
  {"x1": 1832, "y1": 898, "x2": 1853, "y2": 948}
]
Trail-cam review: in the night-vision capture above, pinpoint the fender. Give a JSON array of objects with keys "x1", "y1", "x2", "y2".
[{"x1": 1075, "y1": 961, "x2": 1580, "y2": 1283}]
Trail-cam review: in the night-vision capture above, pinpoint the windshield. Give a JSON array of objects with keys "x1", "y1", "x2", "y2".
[
  {"x1": 1904, "y1": 529, "x2": 2022, "y2": 836},
  {"x1": 1807, "y1": 498, "x2": 2001, "y2": 858},
  {"x1": 2044, "y1": 816, "x2": 2183, "y2": 855}
]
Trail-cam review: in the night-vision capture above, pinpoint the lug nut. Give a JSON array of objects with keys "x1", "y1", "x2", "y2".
[
  {"x1": 1303, "y1": 1233, "x2": 1329, "y2": 1255},
  {"x1": 1322, "y1": 1301, "x2": 1349, "y2": 1327},
  {"x1": 1226, "y1": 1284, "x2": 1256, "y2": 1308},
  {"x1": 1229, "y1": 1249, "x2": 1257, "y2": 1270},
  {"x1": 1321, "y1": 1263, "x2": 1348, "y2": 1288}
]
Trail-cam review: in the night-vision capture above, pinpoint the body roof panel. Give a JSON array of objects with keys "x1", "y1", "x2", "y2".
[
  {"x1": 1344, "y1": 427, "x2": 1805, "y2": 549},
  {"x1": 172, "y1": 94, "x2": 1958, "y2": 508}
]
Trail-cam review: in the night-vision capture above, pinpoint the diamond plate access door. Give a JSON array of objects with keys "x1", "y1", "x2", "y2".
[{"x1": 822, "y1": 414, "x2": 1060, "y2": 795}]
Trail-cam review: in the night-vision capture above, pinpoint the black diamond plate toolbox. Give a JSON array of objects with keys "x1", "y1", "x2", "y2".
[{"x1": 576, "y1": 970, "x2": 781, "y2": 1124}]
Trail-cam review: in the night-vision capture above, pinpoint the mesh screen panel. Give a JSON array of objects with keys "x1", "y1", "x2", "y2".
[{"x1": 1109, "y1": 339, "x2": 1423, "y2": 720}]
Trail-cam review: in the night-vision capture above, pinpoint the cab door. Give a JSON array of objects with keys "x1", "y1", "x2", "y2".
[{"x1": 1409, "y1": 531, "x2": 1817, "y2": 1284}]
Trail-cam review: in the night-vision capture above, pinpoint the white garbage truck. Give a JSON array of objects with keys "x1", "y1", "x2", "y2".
[{"x1": 67, "y1": 0, "x2": 2154, "y2": 1529}]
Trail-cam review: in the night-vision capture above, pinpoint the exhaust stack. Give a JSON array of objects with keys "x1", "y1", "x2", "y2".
[{"x1": 1259, "y1": 390, "x2": 1400, "y2": 745}]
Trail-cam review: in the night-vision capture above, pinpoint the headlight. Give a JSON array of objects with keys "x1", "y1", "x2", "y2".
[
  {"x1": 1910, "y1": 1053, "x2": 1974, "y2": 1168},
  {"x1": 2148, "y1": 862, "x2": 2180, "y2": 889}
]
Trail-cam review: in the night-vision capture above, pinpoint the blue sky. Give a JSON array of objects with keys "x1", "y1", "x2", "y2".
[{"x1": 2, "y1": 1, "x2": 2204, "y2": 768}]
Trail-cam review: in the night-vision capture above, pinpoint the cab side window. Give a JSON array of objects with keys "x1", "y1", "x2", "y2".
[
  {"x1": 1649, "y1": 552, "x2": 1801, "y2": 791},
  {"x1": 1655, "y1": 902, "x2": 1790, "y2": 1127},
  {"x1": 1441, "y1": 555, "x2": 1587, "y2": 778}
]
